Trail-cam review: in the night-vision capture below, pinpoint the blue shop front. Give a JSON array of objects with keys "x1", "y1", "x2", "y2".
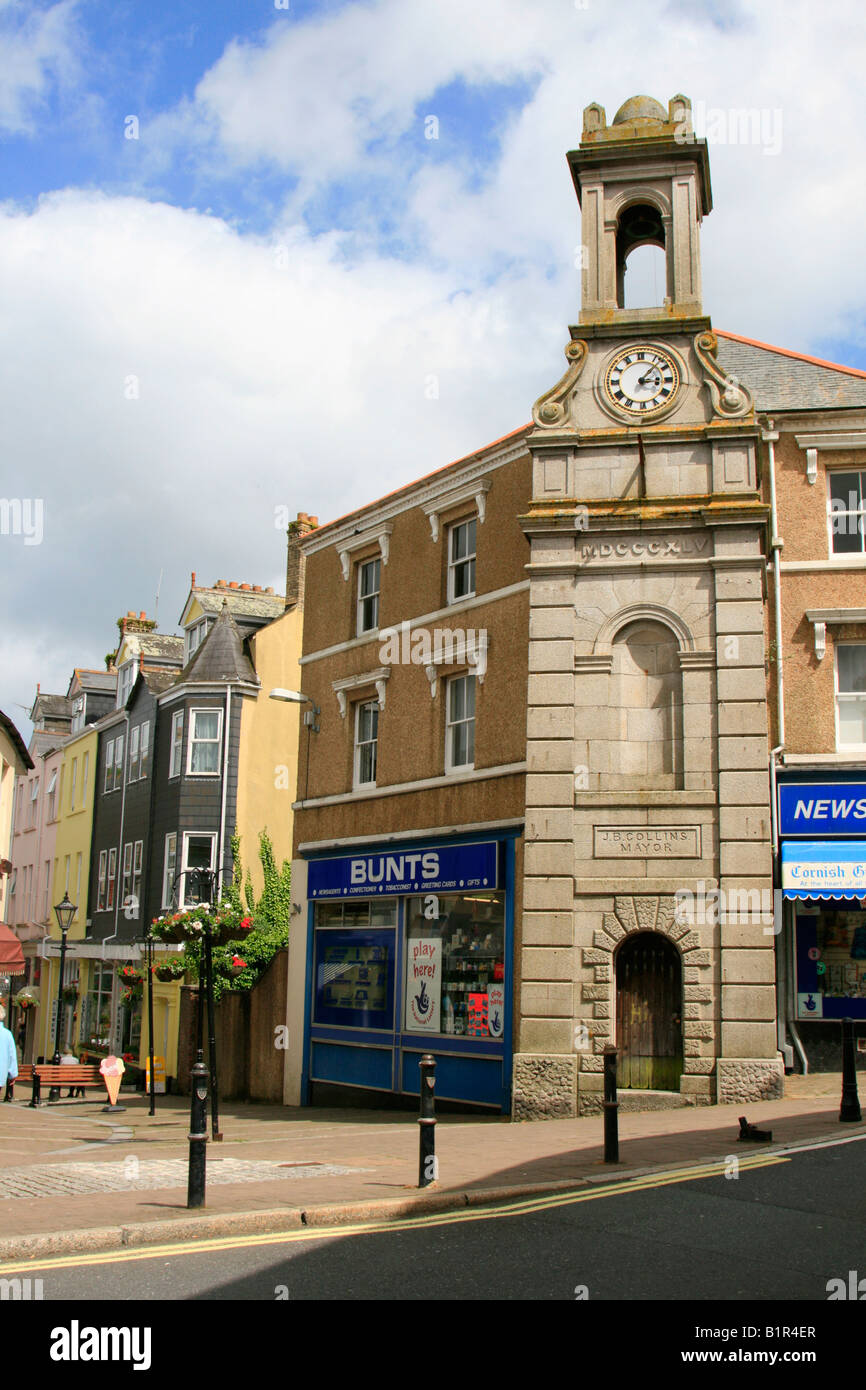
[
  {"x1": 300, "y1": 832, "x2": 517, "y2": 1111},
  {"x1": 779, "y1": 774, "x2": 866, "y2": 1068}
]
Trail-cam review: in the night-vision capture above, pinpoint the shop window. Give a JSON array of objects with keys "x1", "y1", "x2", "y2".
[
  {"x1": 796, "y1": 905, "x2": 866, "y2": 1013},
  {"x1": 357, "y1": 557, "x2": 381, "y2": 635},
  {"x1": 828, "y1": 470, "x2": 866, "y2": 555},
  {"x1": 82, "y1": 966, "x2": 114, "y2": 1056},
  {"x1": 448, "y1": 518, "x2": 476, "y2": 603},
  {"x1": 446, "y1": 673, "x2": 475, "y2": 772},
  {"x1": 836, "y1": 645, "x2": 866, "y2": 746},
  {"x1": 313, "y1": 900, "x2": 397, "y2": 1029},
  {"x1": 405, "y1": 891, "x2": 505, "y2": 1037},
  {"x1": 354, "y1": 700, "x2": 378, "y2": 787}
]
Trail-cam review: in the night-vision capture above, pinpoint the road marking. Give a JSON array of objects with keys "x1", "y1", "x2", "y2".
[{"x1": 0, "y1": 1151, "x2": 788, "y2": 1274}]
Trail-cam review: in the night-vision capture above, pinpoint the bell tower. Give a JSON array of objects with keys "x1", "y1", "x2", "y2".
[
  {"x1": 513, "y1": 94, "x2": 781, "y2": 1123},
  {"x1": 573, "y1": 94, "x2": 709, "y2": 323}
]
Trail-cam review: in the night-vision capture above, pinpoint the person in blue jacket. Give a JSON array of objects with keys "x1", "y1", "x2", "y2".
[{"x1": 0, "y1": 1005, "x2": 18, "y2": 1100}]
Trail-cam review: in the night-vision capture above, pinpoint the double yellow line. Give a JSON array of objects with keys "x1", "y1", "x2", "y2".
[{"x1": 0, "y1": 1150, "x2": 787, "y2": 1275}]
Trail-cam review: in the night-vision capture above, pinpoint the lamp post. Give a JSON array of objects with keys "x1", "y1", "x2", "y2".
[
  {"x1": 50, "y1": 894, "x2": 76, "y2": 1100},
  {"x1": 268, "y1": 688, "x2": 320, "y2": 801}
]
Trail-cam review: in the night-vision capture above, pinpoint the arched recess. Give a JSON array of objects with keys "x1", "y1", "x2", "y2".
[
  {"x1": 610, "y1": 190, "x2": 672, "y2": 309},
  {"x1": 615, "y1": 931, "x2": 683, "y2": 1091},
  {"x1": 602, "y1": 612, "x2": 686, "y2": 790}
]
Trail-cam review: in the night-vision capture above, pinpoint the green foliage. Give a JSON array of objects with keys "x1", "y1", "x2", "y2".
[{"x1": 179, "y1": 829, "x2": 290, "y2": 1003}]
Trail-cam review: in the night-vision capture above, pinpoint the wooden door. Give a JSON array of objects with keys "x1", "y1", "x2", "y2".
[{"x1": 616, "y1": 933, "x2": 683, "y2": 1090}]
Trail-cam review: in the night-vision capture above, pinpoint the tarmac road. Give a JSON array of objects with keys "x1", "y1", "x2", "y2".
[{"x1": 13, "y1": 1133, "x2": 865, "y2": 1306}]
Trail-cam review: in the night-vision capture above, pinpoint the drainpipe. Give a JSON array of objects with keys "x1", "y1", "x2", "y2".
[
  {"x1": 763, "y1": 419, "x2": 800, "y2": 1072},
  {"x1": 219, "y1": 686, "x2": 231, "y2": 887}
]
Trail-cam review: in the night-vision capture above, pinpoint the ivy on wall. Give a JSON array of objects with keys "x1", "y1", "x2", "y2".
[{"x1": 184, "y1": 829, "x2": 291, "y2": 1002}]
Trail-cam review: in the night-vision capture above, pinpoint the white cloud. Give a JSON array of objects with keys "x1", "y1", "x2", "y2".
[
  {"x1": 5, "y1": 0, "x2": 866, "y2": 728},
  {"x1": 0, "y1": 0, "x2": 81, "y2": 135}
]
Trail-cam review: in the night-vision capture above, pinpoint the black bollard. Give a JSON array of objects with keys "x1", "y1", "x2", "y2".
[
  {"x1": 603, "y1": 1044, "x2": 619, "y2": 1164},
  {"x1": 187, "y1": 1052, "x2": 209, "y2": 1208},
  {"x1": 840, "y1": 1018, "x2": 862, "y2": 1123},
  {"x1": 418, "y1": 1054, "x2": 437, "y2": 1187}
]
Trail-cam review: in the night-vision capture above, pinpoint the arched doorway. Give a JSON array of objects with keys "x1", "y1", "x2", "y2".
[{"x1": 616, "y1": 932, "x2": 683, "y2": 1090}]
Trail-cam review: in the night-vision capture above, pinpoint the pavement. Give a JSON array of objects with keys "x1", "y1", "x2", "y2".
[{"x1": 0, "y1": 1072, "x2": 863, "y2": 1261}]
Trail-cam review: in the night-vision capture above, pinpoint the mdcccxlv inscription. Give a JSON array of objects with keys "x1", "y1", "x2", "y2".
[{"x1": 593, "y1": 826, "x2": 701, "y2": 858}]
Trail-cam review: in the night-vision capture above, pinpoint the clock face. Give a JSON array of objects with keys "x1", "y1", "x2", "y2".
[{"x1": 603, "y1": 346, "x2": 680, "y2": 416}]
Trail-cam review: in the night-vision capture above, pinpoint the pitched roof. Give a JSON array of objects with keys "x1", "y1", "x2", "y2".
[
  {"x1": 176, "y1": 602, "x2": 258, "y2": 685},
  {"x1": 0, "y1": 710, "x2": 33, "y2": 773},
  {"x1": 30, "y1": 692, "x2": 72, "y2": 721},
  {"x1": 69, "y1": 669, "x2": 116, "y2": 694},
  {"x1": 119, "y1": 632, "x2": 184, "y2": 664},
  {"x1": 715, "y1": 331, "x2": 866, "y2": 413},
  {"x1": 190, "y1": 586, "x2": 286, "y2": 622}
]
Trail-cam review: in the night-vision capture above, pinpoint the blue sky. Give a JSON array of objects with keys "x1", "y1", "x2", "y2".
[{"x1": 1, "y1": 0, "x2": 865, "y2": 740}]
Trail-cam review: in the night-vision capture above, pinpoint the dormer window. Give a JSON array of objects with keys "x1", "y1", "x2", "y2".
[
  {"x1": 186, "y1": 619, "x2": 213, "y2": 662},
  {"x1": 116, "y1": 660, "x2": 136, "y2": 708},
  {"x1": 71, "y1": 697, "x2": 85, "y2": 734}
]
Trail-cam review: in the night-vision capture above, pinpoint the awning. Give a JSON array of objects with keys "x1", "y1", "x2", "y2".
[
  {"x1": 781, "y1": 841, "x2": 866, "y2": 900},
  {"x1": 0, "y1": 923, "x2": 26, "y2": 975}
]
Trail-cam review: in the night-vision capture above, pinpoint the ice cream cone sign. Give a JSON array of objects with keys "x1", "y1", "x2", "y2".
[{"x1": 100, "y1": 1054, "x2": 125, "y2": 1106}]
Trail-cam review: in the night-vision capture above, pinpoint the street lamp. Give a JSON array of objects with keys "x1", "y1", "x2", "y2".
[
  {"x1": 50, "y1": 893, "x2": 76, "y2": 1099},
  {"x1": 269, "y1": 688, "x2": 320, "y2": 800}
]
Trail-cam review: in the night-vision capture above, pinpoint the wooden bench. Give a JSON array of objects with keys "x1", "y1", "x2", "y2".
[
  {"x1": 4, "y1": 1063, "x2": 34, "y2": 1104},
  {"x1": 30, "y1": 1064, "x2": 108, "y2": 1106}
]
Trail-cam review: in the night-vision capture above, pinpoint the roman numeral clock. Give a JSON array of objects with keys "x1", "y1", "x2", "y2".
[{"x1": 601, "y1": 344, "x2": 680, "y2": 419}]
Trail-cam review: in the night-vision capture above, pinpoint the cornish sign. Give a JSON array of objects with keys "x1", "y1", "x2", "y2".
[
  {"x1": 594, "y1": 826, "x2": 701, "y2": 858},
  {"x1": 308, "y1": 841, "x2": 498, "y2": 899}
]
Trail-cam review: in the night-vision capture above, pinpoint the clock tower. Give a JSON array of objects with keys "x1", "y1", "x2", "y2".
[{"x1": 515, "y1": 96, "x2": 781, "y2": 1117}]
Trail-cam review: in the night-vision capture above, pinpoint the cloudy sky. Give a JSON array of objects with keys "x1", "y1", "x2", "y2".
[{"x1": 1, "y1": 0, "x2": 864, "y2": 741}]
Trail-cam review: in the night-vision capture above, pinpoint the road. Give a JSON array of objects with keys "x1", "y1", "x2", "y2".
[{"x1": 8, "y1": 1134, "x2": 865, "y2": 1307}]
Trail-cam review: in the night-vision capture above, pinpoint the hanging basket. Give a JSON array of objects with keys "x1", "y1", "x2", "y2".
[{"x1": 150, "y1": 908, "x2": 255, "y2": 947}]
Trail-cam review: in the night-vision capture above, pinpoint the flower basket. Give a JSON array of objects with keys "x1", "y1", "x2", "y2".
[
  {"x1": 150, "y1": 906, "x2": 255, "y2": 947},
  {"x1": 117, "y1": 964, "x2": 143, "y2": 987},
  {"x1": 226, "y1": 954, "x2": 248, "y2": 978},
  {"x1": 152, "y1": 956, "x2": 187, "y2": 983},
  {"x1": 62, "y1": 986, "x2": 79, "y2": 1004}
]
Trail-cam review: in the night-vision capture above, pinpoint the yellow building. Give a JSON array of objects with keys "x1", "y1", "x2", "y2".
[{"x1": 39, "y1": 724, "x2": 98, "y2": 1060}]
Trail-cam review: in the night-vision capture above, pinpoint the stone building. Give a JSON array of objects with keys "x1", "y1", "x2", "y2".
[{"x1": 515, "y1": 94, "x2": 782, "y2": 1115}]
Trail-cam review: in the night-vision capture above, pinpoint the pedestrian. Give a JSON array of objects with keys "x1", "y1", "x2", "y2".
[
  {"x1": 0, "y1": 1005, "x2": 18, "y2": 1102},
  {"x1": 60, "y1": 1049, "x2": 85, "y2": 1098}
]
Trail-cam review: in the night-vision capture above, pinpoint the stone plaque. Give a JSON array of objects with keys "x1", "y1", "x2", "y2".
[{"x1": 593, "y1": 826, "x2": 701, "y2": 858}]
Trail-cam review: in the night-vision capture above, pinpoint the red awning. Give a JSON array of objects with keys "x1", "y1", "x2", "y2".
[{"x1": 0, "y1": 923, "x2": 26, "y2": 975}]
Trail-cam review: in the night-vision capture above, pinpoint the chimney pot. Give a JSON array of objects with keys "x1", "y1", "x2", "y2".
[
  {"x1": 266, "y1": 586, "x2": 274, "y2": 594},
  {"x1": 191, "y1": 571, "x2": 196, "y2": 587},
  {"x1": 229, "y1": 582, "x2": 239, "y2": 589}
]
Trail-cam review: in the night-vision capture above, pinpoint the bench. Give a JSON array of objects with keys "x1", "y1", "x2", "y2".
[
  {"x1": 30, "y1": 1064, "x2": 108, "y2": 1107},
  {"x1": 4, "y1": 1063, "x2": 34, "y2": 1104}
]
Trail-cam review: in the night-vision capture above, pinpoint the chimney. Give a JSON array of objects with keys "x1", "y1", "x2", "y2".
[
  {"x1": 285, "y1": 511, "x2": 317, "y2": 609},
  {"x1": 118, "y1": 611, "x2": 156, "y2": 637},
  {"x1": 229, "y1": 581, "x2": 239, "y2": 590},
  {"x1": 240, "y1": 583, "x2": 251, "y2": 591},
  {"x1": 191, "y1": 571, "x2": 196, "y2": 588}
]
